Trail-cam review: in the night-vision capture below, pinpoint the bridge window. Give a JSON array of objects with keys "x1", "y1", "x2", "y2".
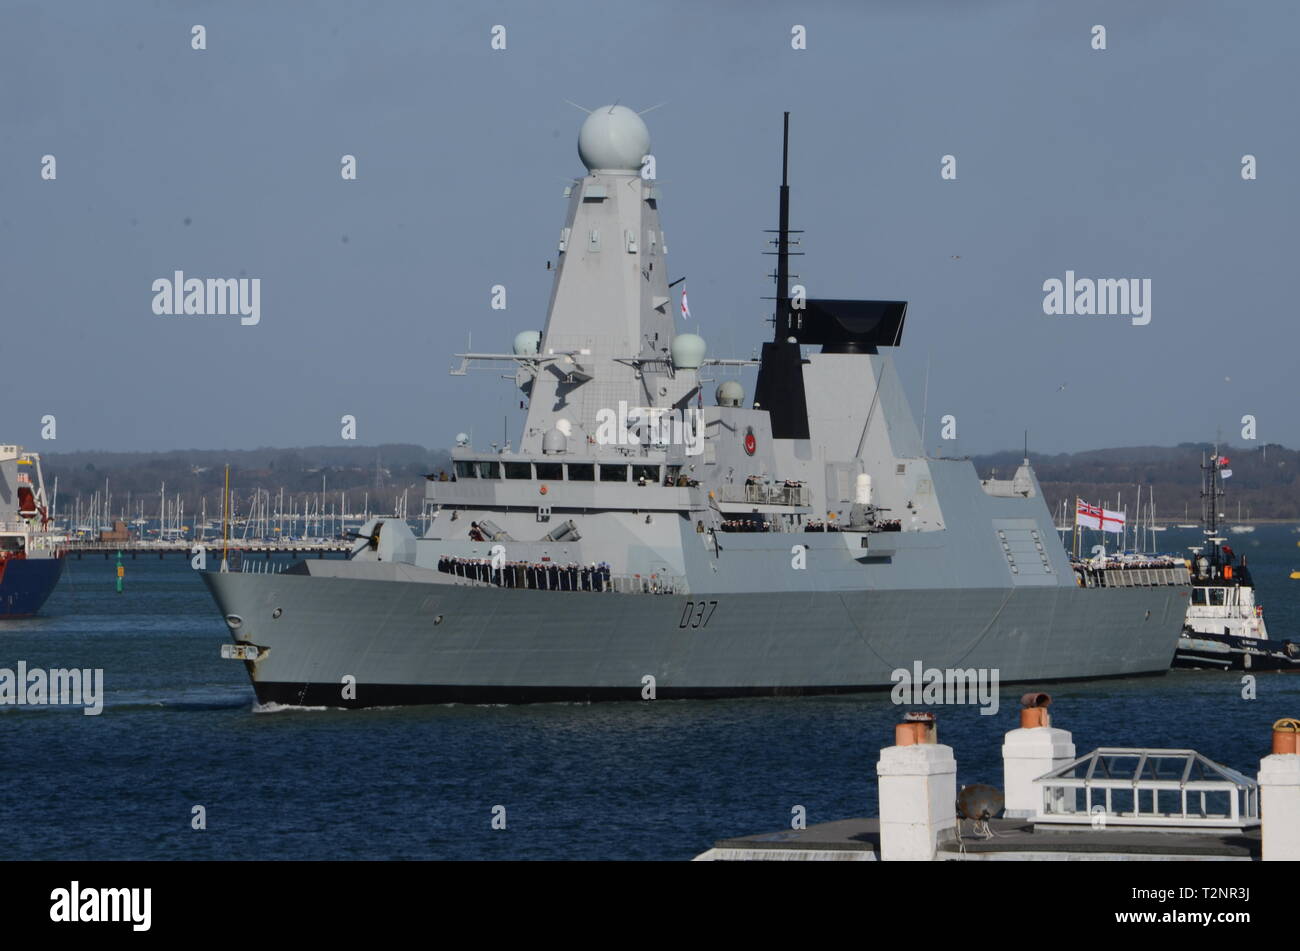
[
  {"x1": 454, "y1": 461, "x2": 478, "y2": 479},
  {"x1": 1209, "y1": 588, "x2": 1227, "y2": 606},
  {"x1": 535, "y1": 462, "x2": 563, "y2": 480},
  {"x1": 478, "y1": 461, "x2": 502, "y2": 479},
  {"x1": 632, "y1": 465, "x2": 660, "y2": 484},
  {"x1": 599, "y1": 464, "x2": 628, "y2": 482},
  {"x1": 504, "y1": 462, "x2": 532, "y2": 479},
  {"x1": 567, "y1": 463, "x2": 594, "y2": 481},
  {"x1": 1192, "y1": 589, "x2": 1207, "y2": 605}
]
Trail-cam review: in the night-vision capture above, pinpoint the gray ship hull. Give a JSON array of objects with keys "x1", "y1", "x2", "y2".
[{"x1": 203, "y1": 570, "x2": 1184, "y2": 707}]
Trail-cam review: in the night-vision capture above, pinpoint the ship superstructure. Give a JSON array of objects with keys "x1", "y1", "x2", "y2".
[
  {"x1": 202, "y1": 107, "x2": 1190, "y2": 706},
  {"x1": 0, "y1": 445, "x2": 65, "y2": 618}
]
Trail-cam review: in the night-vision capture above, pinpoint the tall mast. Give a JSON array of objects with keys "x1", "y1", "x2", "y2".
[
  {"x1": 1201, "y1": 447, "x2": 1224, "y2": 565},
  {"x1": 763, "y1": 111, "x2": 803, "y2": 340},
  {"x1": 775, "y1": 111, "x2": 790, "y2": 337}
]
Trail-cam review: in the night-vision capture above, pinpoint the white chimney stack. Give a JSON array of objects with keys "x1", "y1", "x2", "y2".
[
  {"x1": 876, "y1": 712, "x2": 956, "y2": 860},
  {"x1": 1259, "y1": 718, "x2": 1300, "y2": 861},
  {"x1": 1002, "y1": 693, "x2": 1075, "y2": 819}
]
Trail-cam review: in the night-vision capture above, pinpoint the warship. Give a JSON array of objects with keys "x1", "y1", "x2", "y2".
[
  {"x1": 202, "y1": 106, "x2": 1189, "y2": 707},
  {"x1": 0, "y1": 445, "x2": 64, "y2": 618}
]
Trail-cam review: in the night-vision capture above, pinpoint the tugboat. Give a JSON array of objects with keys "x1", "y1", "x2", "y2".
[
  {"x1": 1173, "y1": 449, "x2": 1300, "y2": 670},
  {"x1": 0, "y1": 445, "x2": 65, "y2": 618}
]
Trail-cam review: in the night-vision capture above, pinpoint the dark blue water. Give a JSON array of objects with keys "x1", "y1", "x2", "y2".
[{"x1": 4, "y1": 528, "x2": 1300, "y2": 859}]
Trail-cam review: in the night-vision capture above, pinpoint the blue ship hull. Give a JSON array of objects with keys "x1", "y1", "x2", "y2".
[{"x1": 0, "y1": 555, "x2": 65, "y2": 618}]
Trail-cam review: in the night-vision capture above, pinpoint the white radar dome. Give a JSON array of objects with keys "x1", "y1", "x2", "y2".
[
  {"x1": 578, "y1": 105, "x2": 650, "y2": 173},
  {"x1": 671, "y1": 333, "x2": 707, "y2": 370},
  {"x1": 513, "y1": 330, "x2": 541, "y2": 356},
  {"x1": 542, "y1": 429, "x2": 568, "y2": 455},
  {"x1": 715, "y1": 380, "x2": 745, "y2": 407}
]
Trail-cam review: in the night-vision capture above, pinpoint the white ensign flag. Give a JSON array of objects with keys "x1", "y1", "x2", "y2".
[
  {"x1": 1100, "y1": 506, "x2": 1126, "y2": 534},
  {"x1": 1076, "y1": 498, "x2": 1125, "y2": 534}
]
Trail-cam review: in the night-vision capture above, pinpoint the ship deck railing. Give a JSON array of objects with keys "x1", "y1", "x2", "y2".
[
  {"x1": 716, "y1": 483, "x2": 809, "y2": 507},
  {"x1": 0, "y1": 518, "x2": 48, "y2": 534},
  {"x1": 437, "y1": 565, "x2": 686, "y2": 595},
  {"x1": 62, "y1": 539, "x2": 352, "y2": 553},
  {"x1": 1072, "y1": 563, "x2": 1191, "y2": 588}
]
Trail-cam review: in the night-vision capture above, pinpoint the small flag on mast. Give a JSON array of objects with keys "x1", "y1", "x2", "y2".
[{"x1": 680, "y1": 289, "x2": 691, "y2": 321}]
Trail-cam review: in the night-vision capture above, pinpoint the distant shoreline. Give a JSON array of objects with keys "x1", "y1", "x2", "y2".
[{"x1": 1056, "y1": 518, "x2": 1299, "y2": 527}]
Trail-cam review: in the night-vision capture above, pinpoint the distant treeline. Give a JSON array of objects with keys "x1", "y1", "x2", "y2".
[
  {"x1": 973, "y1": 443, "x2": 1300, "y2": 521},
  {"x1": 33, "y1": 441, "x2": 1300, "y2": 522},
  {"x1": 39, "y1": 444, "x2": 453, "y2": 520}
]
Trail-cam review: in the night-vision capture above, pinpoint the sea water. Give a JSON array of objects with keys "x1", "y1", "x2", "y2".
[{"x1": 3, "y1": 527, "x2": 1299, "y2": 859}]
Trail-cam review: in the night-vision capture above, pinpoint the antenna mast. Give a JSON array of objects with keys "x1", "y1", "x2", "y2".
[
  {"x1": 762, "y1": 112, "x2": 803, "y2": 337},
  {"x1": 776, "y1": 111, "x2": 790, "y2": 336}
]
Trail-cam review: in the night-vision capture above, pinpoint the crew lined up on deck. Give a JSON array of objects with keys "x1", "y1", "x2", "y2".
[
  {"x1": 802, "y1": 518, "x2": 903, "y2": 532},
  {"x1": 437, "y1": 555, "x2": 613, "y2": 591},
  {"x1": 435, "y1": 468, "x2": 704, "y2": 488}
]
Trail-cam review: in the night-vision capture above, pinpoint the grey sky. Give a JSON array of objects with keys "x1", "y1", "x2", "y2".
[{"x1": 3, "y1": 1, "x2": 1296, "y2": 454}]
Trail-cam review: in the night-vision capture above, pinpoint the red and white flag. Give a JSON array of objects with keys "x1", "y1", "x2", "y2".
[
  {"x1": 1076, "y1": 498, "x2": 1126, "y2": 534},
  {"x1": 680, "y1": 289, "x2": 691, "y2": 321}
]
